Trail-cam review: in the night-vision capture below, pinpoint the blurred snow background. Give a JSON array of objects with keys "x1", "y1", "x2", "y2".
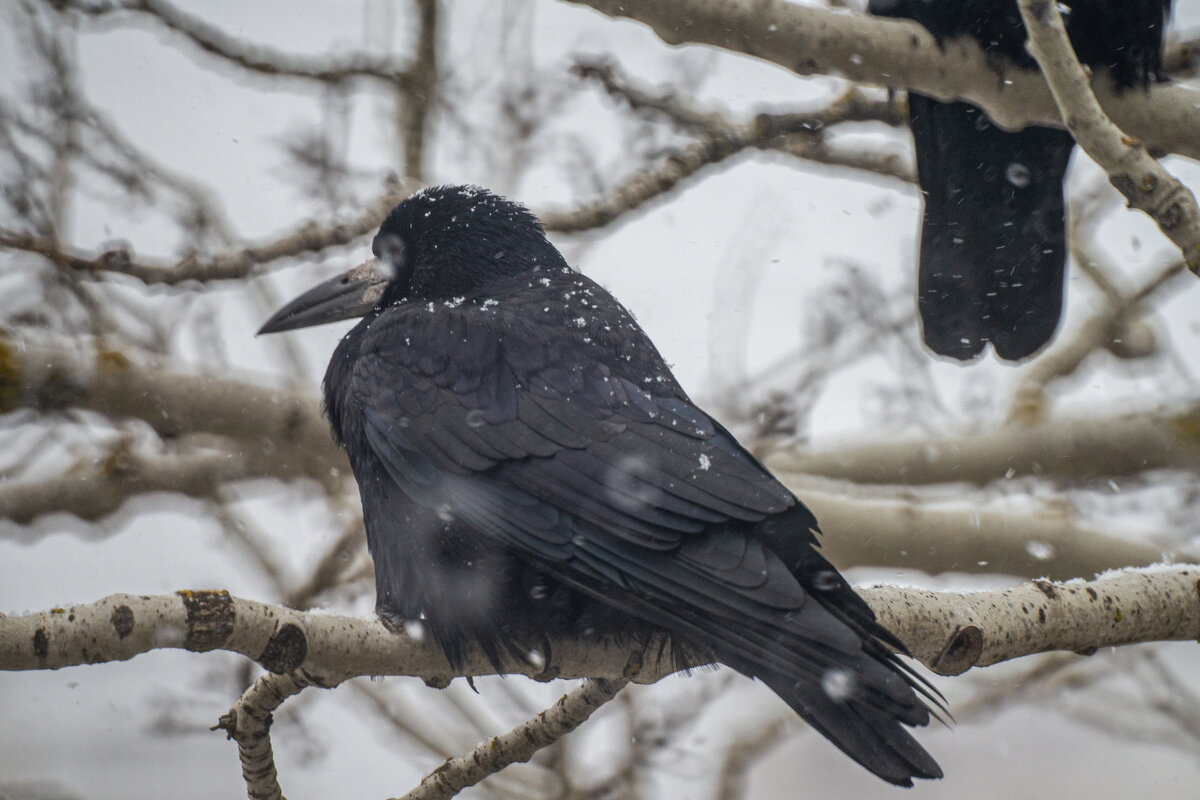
[{"x1": 2, "y1": 1, "x2": 1200, "y2": 798}]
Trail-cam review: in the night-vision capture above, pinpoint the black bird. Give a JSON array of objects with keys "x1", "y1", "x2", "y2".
[
  {"x1": 869, "y1": 0, "x2": 1171, "y2": 360},
  {"x1": 259, "y1": 185, "x2": 942, "y2": 785}
]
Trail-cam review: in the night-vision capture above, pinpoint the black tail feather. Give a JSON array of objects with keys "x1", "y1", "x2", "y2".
[
  {"x1": 908, "y1": 96, "x2": 1073, "y2": 360},
  {"x1": 762, "y1": 674, "x2": 944, "y2": 787}
]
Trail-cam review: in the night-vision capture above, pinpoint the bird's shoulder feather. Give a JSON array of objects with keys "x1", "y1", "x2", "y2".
[{"x1": 348, "y1": 267, "x2": 796, "y2": 549}]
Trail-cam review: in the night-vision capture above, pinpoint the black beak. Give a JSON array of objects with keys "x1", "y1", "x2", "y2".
[{"x1": 258, "y1": 259, "x2": 390, "y2": 335}]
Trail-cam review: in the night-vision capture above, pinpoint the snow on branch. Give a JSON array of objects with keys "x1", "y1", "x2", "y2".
[
  {"x1": 5, "y1": 570, "x2": 1196, "y2": 797},
  {"x1": 561, "y1": 1, "x2": 1200, "y2": 162},
  {"x1": 4, "y1": 567, "x2": 1197, "y2": 681}
]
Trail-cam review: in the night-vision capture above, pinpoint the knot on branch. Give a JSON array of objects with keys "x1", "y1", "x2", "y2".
[
  {"x1": 931, "y1": 624, "x2": 984, "y2": 676},
  {"x1": 178, "y1": 589, "x2": 236, "y2": 652},
  {"x1": 257, "y1": 623, "x2": 308, "y2": 674}
]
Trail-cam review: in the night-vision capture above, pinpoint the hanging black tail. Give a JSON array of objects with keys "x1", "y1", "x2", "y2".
[
  {"x1": 869, "y1": 0, "x2": 1172, "y2": 361},
  {"x1": 909, "y1": 96, "x2": 1073, "y2": 360}
]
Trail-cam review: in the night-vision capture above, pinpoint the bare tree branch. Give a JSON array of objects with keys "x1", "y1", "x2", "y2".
[
  {"x1": 1163, "y1": 35, "x2": 1200, "y2": 77},
  {"x1": 400, "y1": 0, "x2": 439, "y2": 181},
  {"x1": 0, "y1": 332, "x2": 346, "y2": 485},
  {"x1": 3, "y1": 333, "x2": 1191, "y2": 583},
  {"x1": 861, "y1": 566, "x2": 1200, "y2": 676},
  {"x1": 1016, "y1": 0, "x2": 1200, "y2": 274},
  {"x1": 768, "y1": 404, "x2": 1200, "y2": 486},
  {"x1": 395, "y1": 678, "x2": 629, "y2": 800},
  {"x1": 4, "y1": 567, "x2": 1197, "y2": 679},
  {"x1": 0, "y1": 183, "x2": 408, "y2": 284},
  {"x1": 1008, "y1": 259, "x2": 1188, "y2": 423},
  {"x1": 60, "y1": 0, "x2": 415, "y2": 89},
  {"x1": 0, "y1": 435, "x2": 281, "y2": 524},
  {"x1": 715, "y1": 711, "x2": 794, "y2": 800},
  {"x1": 215, "y1": 671, "x2": 314, "y2": 800},
  {"x1": 560, "y1": 0, "x2": 1200, "y2": 161},
  {"x1": 540, "y1": 85, "x2": 911, "y2": 234},
  {"x1": 797, "y1": 480, "x2": 1181, "y2": 581}
]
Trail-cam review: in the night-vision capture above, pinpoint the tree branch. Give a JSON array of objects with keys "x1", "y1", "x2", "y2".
[
  {"x1": 395, "y1": 678, "x2": 629, "y2": 800},
  {"x1": 0, "y1": 436, "x2": 281, "y2": 524},
  {"x1": 3, "y1": 334, "x2": 1192, "y2": 582},
  {"x1": 540, "y1": 84, "x2": 911, "y2": 234},
  {"x1": 860, "y1": 567, "x2": 1200, "y2": 676},
  {"x1": 399, "y1": 0, "x2": 439, "y2": 181},
  {"x1": 1008, "y1": 259, "x2": 1188, "y2": 423},
  {"x1": 1016, "y1": 0, "x2": 1200, "y2": 274},
  {"x1": 0, "y1": 332, "x2": 346, "y2": 485},
  {"x1": 767, "y1": 403, "x2": 1200, "y2": 486},
  {"x1": 4, "y1": 567, "x2": 1197, "y2": 680},
  {"x1": 215, "y1": 671, "x2": 314, "y2": 800},
  {"x1": 0, "y1": 184, "x2": 409, "y2": 285},
  {"x1": 62, "y1": 0, "x2": 415, "y2": 89},
  {"x1": 560, "y1": 0, "x2": 1200, "y2": 162},
  {"x1": 798, "y1": 480, "x2": 1179, "y2": 581}
]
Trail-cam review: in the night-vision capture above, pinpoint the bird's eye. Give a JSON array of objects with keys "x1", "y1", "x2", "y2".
[{"x1": 373, "y1": 233, "x2": 406, "y2": 280}]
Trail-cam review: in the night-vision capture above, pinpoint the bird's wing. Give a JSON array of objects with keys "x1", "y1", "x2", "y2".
[{"x1": 350, "y1": 294, "x2": 817, "y2": 611}]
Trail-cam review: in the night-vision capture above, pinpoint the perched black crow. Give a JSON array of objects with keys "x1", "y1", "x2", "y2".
[
  {"x1": 259, "y1": 185, "x2": 942, "y2": 785},
  {"x1": 869, "y1": 0, "x2": 1171, "y2": 360}
]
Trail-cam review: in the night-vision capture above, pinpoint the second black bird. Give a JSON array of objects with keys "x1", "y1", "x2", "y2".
[
  {"x1": 259, "y1": 185, "x2": 942, "y2": 785},
  {"x1": 870, "y1": 0, "x2": 1171, "y2": 360}
]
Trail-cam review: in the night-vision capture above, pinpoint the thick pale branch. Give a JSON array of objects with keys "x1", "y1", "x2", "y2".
[
  {"x1": 0, "y1": 332, "x2": 346, "y2": 485},
  {"x1": 1016, "y1": 0, "x2": 1200, "y2": 274},
  {"x1": 3, "y1": 334, "x2": 1192, "y2": 583},
  {"x1": 861, "y1": 567, "x2": 1200, "y2": 676},
  {"x1": 0, "y1": 591, "x2": 654, "y2": 683},
  {"x1": 800, "y1": 483, "x2": 1177, "y2": 581},
  {"x1": 1163, "y1": 37, "x2": 1200, "y2": 77},
  {"x1": 561, "y1": 0, "x2": 1200, "y2": 162},
  {"x1": 395, "y1": 678, "x2": 629, "y2": 800},
  {"x1": 768, "y1": 404, "x2": 1200, "y2": 486},
  {"x1": 5, "y1": 453, "x2": 1171, "y2": 581},
  {"x1": 0, "y1": 438, "x2": 276, "y2": 524},
  {"x1": 3, "y1": 568, "x2": 1197, "y2": 680}
]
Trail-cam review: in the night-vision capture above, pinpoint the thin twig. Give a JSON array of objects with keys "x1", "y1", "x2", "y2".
[
  {"x1": 395, "y1": 679, "x2": 630, "y2": 800},
  {"x1": 215, "y1": 671, "x2": 318, "y2": 800},
  {"x1": 64, "y1": 0, "x2": 414, "y2": 89},
  {"x1": 541, "y1": 87, "x2": 911, "y2": 234}
]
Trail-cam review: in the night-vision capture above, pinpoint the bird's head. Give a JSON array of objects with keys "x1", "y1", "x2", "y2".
[{"x1": 258, "y1": 184, "x2": 566, "y2": 334}]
